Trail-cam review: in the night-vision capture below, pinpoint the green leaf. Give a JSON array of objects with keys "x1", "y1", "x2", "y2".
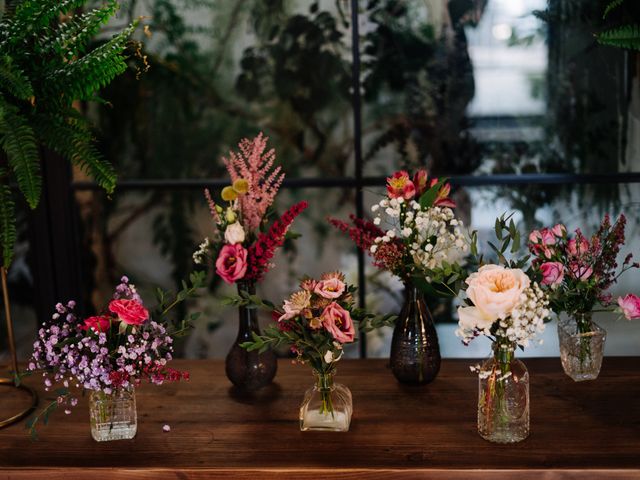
[
  {"x1": 597, "y1": 24, "x2": 640, "y2": 51},
  {"x1": 419, "y1": 178, "x2": 447, "y2": 209},
  {"x1": 0, "y1": 56, "x2": 34, "y2": 101},
  {"x1": 603, "y1": 0, "x2": 626, "y2": 19},
  {"x1": 0, "y1": 98, "x2": 41, "y2": 209},
  {"x1": 0, "y1": 176, "x2": 16, "y2": 267}
]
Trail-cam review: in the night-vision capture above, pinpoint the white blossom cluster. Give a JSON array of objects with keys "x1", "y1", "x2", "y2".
[
  {"x1": 370, "y1": 197, "x2": 467, "y2": 273},
  {"x1": 192, "y1": 237, "x2": 210, "y2": 265}
]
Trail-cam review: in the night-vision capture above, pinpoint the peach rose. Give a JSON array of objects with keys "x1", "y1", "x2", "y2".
[{"x1": 458, "y1": 265, "x2": 530, "y2": 330}]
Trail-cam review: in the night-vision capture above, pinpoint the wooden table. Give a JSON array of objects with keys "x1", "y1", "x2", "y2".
[{"x1": 1, "y1": 358, "x2": 640, "y2": 479}]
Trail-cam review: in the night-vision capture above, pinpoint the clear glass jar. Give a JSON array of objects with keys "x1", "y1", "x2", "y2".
[
  {"x1": 478, "y1": 344, "x2": 529, "y2": 443},
  {"x1": 299, "y1": 370, "x2": 352, "y2": 432},
  {"x1": 558, "y1": 314, "x2": 607, "y2": 382},
  {"x1": 89, "y1": 387, "x2": 137, "y2": 442}
]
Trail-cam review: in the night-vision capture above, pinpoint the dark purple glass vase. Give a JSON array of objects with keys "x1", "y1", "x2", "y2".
[
  {"x1": 389, "y1": 282, "x2": 441, "y2": 385},
  {"x1": 225, "y1": 281, "x2": 277, "y2": 391}
]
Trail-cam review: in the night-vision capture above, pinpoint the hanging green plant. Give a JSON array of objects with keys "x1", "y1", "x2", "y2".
[
  {"x1": 597, "y1": 0, "x2": 640, "y2": 51},
  {"x1": 0, "y1": 0, "x2": 139, "y2": 267}
]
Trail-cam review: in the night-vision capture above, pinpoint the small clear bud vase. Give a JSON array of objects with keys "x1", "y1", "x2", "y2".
[
  {"x1": 558, "y1": 313, "x2": 607, "y2": 382},
  {"x1": 299, "y1": 370, "x2": 352, "y2": 432},
  {"x1": 89, "y1": 387, "x2": 137, "y2": 442},
  {"x1": 478, "y1": 344, "x2": 529, "y2": 443}
]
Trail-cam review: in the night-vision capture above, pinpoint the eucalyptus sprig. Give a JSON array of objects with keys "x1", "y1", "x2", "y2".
[{"x1": 472, "y1": 213, "x2": 530, "y2": 271}]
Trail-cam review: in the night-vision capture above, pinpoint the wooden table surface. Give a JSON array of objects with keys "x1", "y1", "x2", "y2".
[{"x1": 1, "y1": 358, "x2": 640, "y2": 479}]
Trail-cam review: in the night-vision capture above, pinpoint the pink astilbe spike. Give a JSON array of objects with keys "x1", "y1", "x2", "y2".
[
  {"x1": 223, "y1": 133, "x2": 285, "y2": 231},
  {"x1": 203, "y1": 188, "x2": 220, "y2": 224}
]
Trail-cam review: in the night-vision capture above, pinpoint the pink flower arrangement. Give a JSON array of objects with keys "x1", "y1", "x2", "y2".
[
  {"x1": 26, "y1": 273, "x2": 203, "y2": 438},
  {"x1": 528, "y1": 214, "x2": 639, "y2": 324},
  {"x1": 193, "y1": 133, "x2": 307, "y2": 288},
  {"x1": 241, "y1": 271, "x2": 394, "y2": 372}
]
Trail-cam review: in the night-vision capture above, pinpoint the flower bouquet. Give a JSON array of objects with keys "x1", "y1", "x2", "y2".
[
  {"x1": 456, "y1": 216, "x2": 550, "y2": 443},
  {"x1": 528, "y1": 214, "x2": 640, "y2": 381},
  {"x1": 330, "y1": 169, "x2": 468, "y2": 384},
  {"x1": 238, "y1": 272, "x2": 394, "y2": 431},
  {"x1": 193, "y1": 132, "x2": 307, "y2": 390},
  {"x1": 26, "y1": 273, "x2": 204, "y2": 441}
]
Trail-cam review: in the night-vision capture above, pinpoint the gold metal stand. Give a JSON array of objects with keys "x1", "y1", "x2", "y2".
[{"x1": 0, "y1": 266, "x2": 37, "y2": 429}]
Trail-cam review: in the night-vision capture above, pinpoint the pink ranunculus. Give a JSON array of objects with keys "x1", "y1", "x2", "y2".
[
  {"x1": 540, "y1": 228, "x2": 556, "y2": 246},
  {"x1": 567, "y1": 238, "x2": 589, "y2": 257},
  {"x1": 618, "y1": 294, "x2": 640, "y2": 320},
  {"x1": 540, "y1": 262, "x2": 564, "y2": 287},
  {"x1": 569, "y1": 262, "x2": 593, "y2": 281},
  {"x1": 529, "y1": 230, "x2": 542, "y2": 244},
  {"x1": 386, "y1": 171, "x2": 416, "y2": 200},
  {"x1": 321, "y1": 302, "x2": 355, "y2": 344},
  {"x1": 108, "y1": 299, "x2": 149, "y2": 326},
  {"x1": 215, "y1": 244, "x2": 248, "y2": 284},
  {"x1": 314, "y1": 278, "x2": 346, "y2": 299},
  {"x1": 552, "y1": 224, "x2": 567, "y2": 238},
  {"x1": 81, "y1": 315, "x2": 112, "y2": 333},
  {"x1": 413, "y1": 170, "x2": 429, "y2": 196}
]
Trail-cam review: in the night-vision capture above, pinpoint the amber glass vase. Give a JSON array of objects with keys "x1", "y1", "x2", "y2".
[
  {"x1": 389, "y1": 282, "x2": 441, "y2": 385},
  {"x1": 225, "y1": 281, "x2": 277, "y2": 391}
]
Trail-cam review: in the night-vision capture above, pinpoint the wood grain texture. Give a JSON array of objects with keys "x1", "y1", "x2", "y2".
[{"x1": 1, "y1": 358, "x2": 640, "y2": 479}]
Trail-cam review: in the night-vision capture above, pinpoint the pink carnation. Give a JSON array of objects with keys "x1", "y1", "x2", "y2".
[{"x1": 108, "y1": 299, "x2": 149, "y2": 326}]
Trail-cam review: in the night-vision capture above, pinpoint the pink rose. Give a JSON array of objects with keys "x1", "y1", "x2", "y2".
[
  {"x1": 81, "y1": 315, "x2": 111, "y2": 333},
  {"x1": 321, "y1": 302, "x2": 355, "y2": 344},
  {"x1": 542, "y1": 247, "x2": 554, "y2": 259},
  {"x1": 540, "y1": 262, "x2": 564, "y2": 287},
  {"x1": 215, "y1": 244, "x2": 248, "y2": 284},
  {"x1": 540, "y1": 228, "x2": 556, "y2": 246},
  {"x1": 618, "y1": 294, "x2": 640, "y2": 320},
  {"x1": 567, "y1": 238, "x2": 589, "y2": 257},
  {"x1": 386, "y1": 171, "x2": 416, "y2": 200},
  {"x1": 314, "y1": 278, "x2": 346, "y2": 299},
  {"x1": 552, "y1": 224, "x2": 566, "y2": 237},
  {"x1": 108, "y1": 299, "x2": 149, "y2": 326},
  {"x1": 569, "y1": 262, "x2": 593, "y2": 281}
]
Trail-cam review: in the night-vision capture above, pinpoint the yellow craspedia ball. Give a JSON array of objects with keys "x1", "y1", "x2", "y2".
[
  {"x1": 232, "y1": 178, "x2": 249, "y2": 195},
  {"x1": 221, "y1": 186, "x2": 238, "y2": 202}
]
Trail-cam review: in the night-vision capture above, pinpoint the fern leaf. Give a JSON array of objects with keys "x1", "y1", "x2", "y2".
[
  {"x1": 603, "y1": 0, "x2": 626, "y2": 19},
  {"x1": 33, "y1": 112, "x2": 117, "y2": 194},
  {"x1": 0, "y1": 173, "x2": 17, "y2": 268},
  {"x1": 12, "y1": 0, "x2": 87, "y2": 33},
  {"x1": 40, "y1": 0, "x2": 121, "y2": 57},
  {"x1": 0, "y1": 97, "x2": 41, "y2": 209},
  {"x1": 46, "y1": 21, "x2": 138, "y2": 102},
  {"x1": 597, "y1": 24, "x2": 640, "y2": 51},
  {"x1": 0, "y1": 56, "x2": 34, "y2": 101}
]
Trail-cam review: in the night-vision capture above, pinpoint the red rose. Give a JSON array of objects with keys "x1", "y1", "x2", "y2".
[
  {"x1": 108, "y1": 299, "x2": 149, "y2": 326},
  {"x1": 215, "y1": 244, "x2": 248, "y2": 284},
  {"x1": 80, "y1": 315, "x2": 111, "y2": 333}
]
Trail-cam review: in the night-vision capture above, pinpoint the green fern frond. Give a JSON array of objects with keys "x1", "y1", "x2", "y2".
[
  {"x1": 597, "y1": 24, "x2": 640, "y2": 51},
  {"x1": 0, "y1": 173, "x2": 17, "y2": 268},
  {"x1": 33, "y1": 112, "x2": 117, "y2": 194},
  {"x1": 603, "y1": 0, "x2": 626, "y2": 19},
  {"x1": 47, "y1": 21, "x2": 138, "y2": 102},
  {"x1": 0, "y1": 56, "x2": 34, "y2": 101},
  {"x1": 0, "y1": 98, "x2": 41, "y2": 209},
  {"x1": 39, "y1": 0, "x2": 120, "y2": 57},
  {"x1": 12, "y1": 0, "x2": 87, "y2": 33}
]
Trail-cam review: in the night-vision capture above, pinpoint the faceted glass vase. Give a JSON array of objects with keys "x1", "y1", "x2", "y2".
[
  {"x1": 477, "y1": 346, "x2": 529, "y2": 444},
  {"x1": 389, "y1": 282, "x2": 441, "y2": 385},
  {"x1": 225, "y1": 281, "x2": 277, "y2": 391},
  {"x1": 89, "y1": 387, "x2": 137, "y2": 442},
  {"x1": 558, "y1": 314, "x2": 607, "y2": 382},
  {"x1": 299, "y1": 370, "x2": 352, "y2": 432}
]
